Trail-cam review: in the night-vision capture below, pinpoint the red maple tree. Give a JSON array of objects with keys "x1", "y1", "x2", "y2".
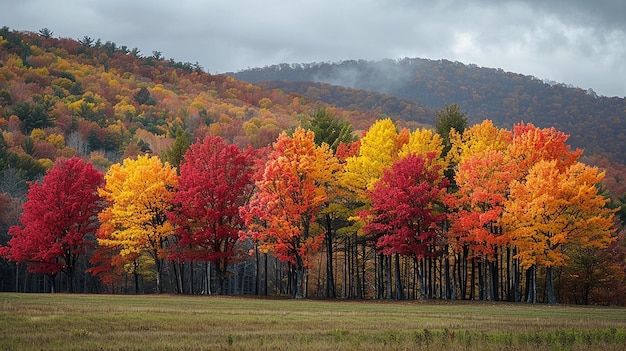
[
  {"x1": 169, "y1": 135, "x2": 256, "y2": 294},
  {"x1": 2, "y1": 157, "x2": 104, "y2": 292},
  {"x1": 363, "y1": 152, "x2": 449, "y2": 258}
]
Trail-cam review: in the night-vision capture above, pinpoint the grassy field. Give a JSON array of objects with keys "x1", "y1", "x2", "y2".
[{"x1": 0, "y1": 293, "x2": 625, "y2": 350}]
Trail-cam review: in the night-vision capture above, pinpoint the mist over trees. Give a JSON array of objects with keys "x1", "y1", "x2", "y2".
[{"x1": 232, "y1": 58, "x2": 626, "y2": 165}]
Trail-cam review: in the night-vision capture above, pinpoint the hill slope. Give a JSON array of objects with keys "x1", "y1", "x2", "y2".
[
  {"x1": 0, "y1": 28, "x2": 389, "y2": 192},
  {"x1": 232, "y1": 59, "x2": 626, "y2": 164}
]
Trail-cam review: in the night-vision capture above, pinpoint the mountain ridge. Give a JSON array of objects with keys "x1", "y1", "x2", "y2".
[{"x1": 230, "y1": 58, "x2": 626, "y2": 164}]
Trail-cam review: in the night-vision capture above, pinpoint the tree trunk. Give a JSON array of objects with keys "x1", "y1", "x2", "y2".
[
  {"x1": 506, "y1": 246, "x2": 513, "y2": 301},
  {"x1": 456, "y1": 252, "x2": 464, "y2": 299},
  {"x1": 205, "y1": 262, "x2": 212, "y2": 295},
  {"x1": 189, "y1": 260, "x2": 194, "y2": 294},
  {"x1": 133, "y1": 260, "x2": 140, "y2": 294},
  {"x1": 295, "y1": 256, "x2": 304, "y2": 299},
  {"x1": 376, "y1": 253, "x2": 384, "y2": 299},
  {"x1": 394, "y1": 253, "x2": 405, "y2": 300},
  {"x1": 419, "y1": 258, "x2": 426, "y2": 299},
  {"x1": 478, "y1": 260, "x2": 485, "y2": 300},
  {"x1": 469, "y1": 257, "x2": 475, "y2": 300},
  {"x1": 254, "y1": 243, "x2": 260, "y2": 295},
  {"x1": 343, "y1": 236, "x2": 349, "y2": 298},
  {"x1": 360, "y1": 241, "x2": 366, "y2": 298},
  {"x1": 546, "y1": 266, "x2": 557, "y2": 305},
  {"x1": 445, "y1": 251, "x2": 452, "y2": 299},
  {"x1": 385, "y1": 255, "x2": 393, "y2": 299},
  {"x1": 67, "y1": 273, "x2": 74, "y2": 293},
  {"x1": 47, "y1": 274, "x2": 57, "y2": 293},
  {"x1": 216, "y1": 259, "x2": 227, "y2": 295},
  {"x1": 325, "y1": 214, "x2": 336, "y2": 298},
  {"x1": 490, "y1": 259, "x2": 499, "y2": 301},
  {"x1": 526, "y1": 265, "x2": 537, "y2": 303},
  {"x1": 263, "y1": 253, "x2": 268, "y2": 295}
]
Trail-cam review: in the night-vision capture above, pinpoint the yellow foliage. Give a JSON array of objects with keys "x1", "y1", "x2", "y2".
[
  {"x1": 449, "y1": 120, "x2": 512, "y2": 164},
  {"x1": 114, "y1": 100, "x2": 136, "y2": 118},
  {"x1": 98, "y1": 155, "x2": 178, "y2": 264},
  {"x1": 51, "y1": 77, "x2": 73, "y2": 90},
  {"x1": 6, "y1": 56, "x2": 25, "y2": 69},
  {"x1": 259, "y1": 97, "x2": 272, "y2": 109},
  {"x1": 33, "y1": 67, "x2": 49, "y2": 77},
  {"x1": 30, "y1": 128, "x2": 47, "y2": 141},
  {"x1": 399, "y1": 128, "x2": 448, "y2": 173},
  {"x1": 37, "y1": 158, "x2": 54, "y2": 170},
  {"x1": 52, "y1": 57, "x2": 70, "y2": 71},
  {"x1": 46, "y1": 133, "x2": 65, "y2": 148},
  {"x1": 342, "y1": 118, "x2": 400, "y2": 198}
]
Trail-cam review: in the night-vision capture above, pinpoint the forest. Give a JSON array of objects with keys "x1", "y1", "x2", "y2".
[
  {"x1": 0, "y1": 28, "x2": 625, "y2": 305},
  {"x1": 232, "y1": 58, "x2": 626, "y2": 165}
]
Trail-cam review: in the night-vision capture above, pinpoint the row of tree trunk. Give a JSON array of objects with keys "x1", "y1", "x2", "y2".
[{"x1": 0, "y1": 236, "x2": 575, "y2": 305}]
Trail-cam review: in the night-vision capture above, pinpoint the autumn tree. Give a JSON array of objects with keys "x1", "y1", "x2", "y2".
[
  {"x1": 169, "y1": 136, "x2": 256, "y2": 294},
  {"x1": 447, "y1": 149, "x2": 514, "y2": 301},
  {"x1": 342, "y1": 118, "x2": 404, "y2": 202},
  {"x1": 503, "y1": 160, "x2": 616, "y2": 304},
  {"x1": 362, "y1": 153, "x2": 449, "y2": 298},
  {"x1": 448, "y1": 120, "x2": 512, "y2": 166},
  {"x1": 504, "y1": 122, "x2": 583, "y2": 302},
  {"x1": 507, "y1": 122, "x2": 582, "y2": 178},
  {"x1": 1, "y1": 158, "x2": 104, "y2": 292},
  {"x1": 97, "y1": 155, "x2": 178, "y2": 293},
  {"x1": 243, "y1": 128, "x2": 340, "y2": 298}
]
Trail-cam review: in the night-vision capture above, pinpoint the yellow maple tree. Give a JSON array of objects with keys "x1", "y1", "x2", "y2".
[
  {"x1": 341, "y1": 118, "x2": 401, "y2": 200},
  {"x1": 398, "y1": 127, "x2": 448, "y2": 174},
  {"x1": 448, "y1": 119, "x2": 512, "y2": 165},
  {"x1": 97, "y1": 154, "x2": 178, "y2": 293}
]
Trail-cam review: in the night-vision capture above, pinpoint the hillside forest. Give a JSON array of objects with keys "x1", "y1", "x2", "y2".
[
  {"x1": 0, "y1": 28, "x2": 625, "y2": 305},
  {"x1": 232, "y1": 58, "x2": 626, "y2": 165}
]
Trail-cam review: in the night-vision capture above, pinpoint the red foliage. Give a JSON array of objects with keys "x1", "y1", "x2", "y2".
[
  {"x1": 168, "y1": 136, "x2": 256, "y2": 291},
  {"x1": 362, "y1": 153, "x2": 449, "y2": 258},
  {"x1": 2, "y1": 158, "x2": 104, "y2": 286}
]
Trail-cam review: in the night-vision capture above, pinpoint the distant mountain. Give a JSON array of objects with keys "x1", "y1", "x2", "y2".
[{"x1": 231, "y1": 58, "x2": 626, "y2": 164}]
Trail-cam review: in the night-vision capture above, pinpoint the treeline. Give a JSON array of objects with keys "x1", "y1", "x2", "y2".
[
  {"x1": 231, "y1": 58, "x2": 626, "y2": 165},
  {"x1": 0, "y1": 28, "x2": 624, "y2": 305},
  {"x1": 0, "y1": 28, "x2": 398, "y2": 294},
  {"x1": 1, "y1": 108, "x2": 624, "y2": 305}
]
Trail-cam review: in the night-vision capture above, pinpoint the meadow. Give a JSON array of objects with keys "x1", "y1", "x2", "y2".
[{"x1": 1, "y1": 293, "x2": 625, "y2": 350}]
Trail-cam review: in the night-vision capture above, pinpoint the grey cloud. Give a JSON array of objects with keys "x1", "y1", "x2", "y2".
[{"x1": 0, "y1": 0, "x2": 623, "y2": 96}]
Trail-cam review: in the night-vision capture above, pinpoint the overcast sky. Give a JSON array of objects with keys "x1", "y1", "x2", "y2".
[{"x1": 1, "y1": 0, "x2": 624, "y2": 97}]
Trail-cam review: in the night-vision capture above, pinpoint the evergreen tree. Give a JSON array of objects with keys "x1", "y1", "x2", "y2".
[{"x1": 435, "y1": 103, "x2": 468, "y2": 156}]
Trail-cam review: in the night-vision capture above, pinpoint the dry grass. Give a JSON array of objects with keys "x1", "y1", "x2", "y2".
[{"x1": 1, "y1": 293, "x2": 625, "y2": 350}]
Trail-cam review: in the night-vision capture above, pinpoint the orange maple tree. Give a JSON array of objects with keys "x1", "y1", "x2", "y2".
[
  {"x1": 503, "y1": 160, "x2": 616, "y2": 304},
  {"x1": 243, "y1": 128, "x2": 340, "y2": 298}
]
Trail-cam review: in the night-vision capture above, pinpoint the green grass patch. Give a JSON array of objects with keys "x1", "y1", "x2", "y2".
[{"x1": 1, "y1": 293, "x2": 625, "y2": 350}]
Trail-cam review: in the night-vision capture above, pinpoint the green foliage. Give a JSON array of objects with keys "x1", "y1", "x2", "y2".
[
  {"x1": 435, "y1": 103, "x2": 468, "y2": 155},
  {"x1": 162, "y1": 127, "x2": 189, "y2": 170},
  {"x1": 12, "y1": 102, "x2": 53, "y2": 134},
  {"x1": 133, "y1": 87, "x2": 152, "y2": 105},
  {"x1": 0, "y1": 89, "x2": 12, "y2": 107},
  {"x1": 302, "y1": 108, "x2": 357, "y2": 152},
  {"x1": 38, "y1": 28, "x2": 53, "y2": 39}
]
